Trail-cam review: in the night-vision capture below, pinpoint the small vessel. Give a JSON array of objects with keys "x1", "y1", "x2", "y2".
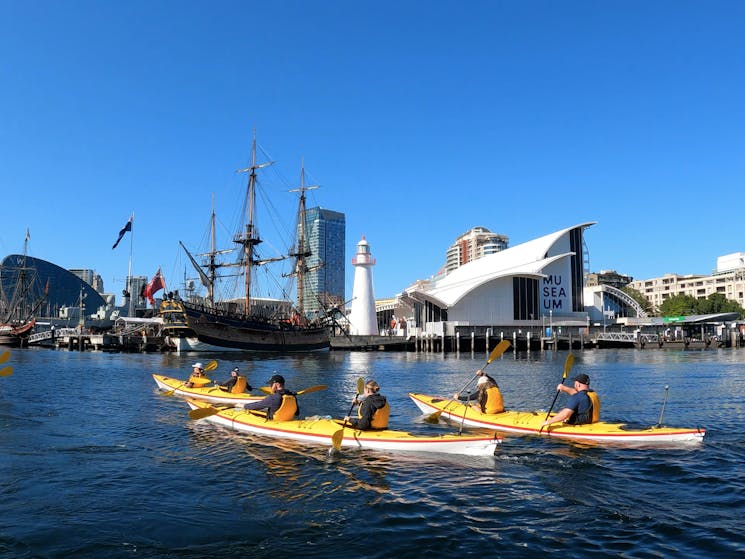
[
  {"x1": 409, "y1": 393, "x2": 706, "y2": 444},
  {"x1": 167, "y1": 131, "x2": 330, "y2": 353},
  {"x1": 0, "y1": 237, "x2": 47, "y2": 347},
  {"x1": 186, "y1": 399, "x2": 501, "y2": 456},
  {"x1": 153, "y1": 373, "x2": 264, "y2": 406}
]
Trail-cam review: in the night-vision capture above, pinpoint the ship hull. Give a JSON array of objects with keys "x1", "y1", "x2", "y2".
[{"x1": 182, "y1": 303, "x2": 329, "y2": 352}]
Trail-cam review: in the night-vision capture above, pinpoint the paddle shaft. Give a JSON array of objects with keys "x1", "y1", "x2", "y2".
[
  {"x1": 656, "y1": 385, "x2": 670, "y2": 427},
  {"x1": 427, "y1": 340, "x2": 511, "y2": 424},
  {"x1": 334, "y1": 378, "x2": 365, "y2": 450},
  {"x1": 540, "y1": 354, "x2": 575, "y2": 433}
]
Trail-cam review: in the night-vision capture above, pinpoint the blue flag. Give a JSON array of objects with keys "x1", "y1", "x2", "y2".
[{"x1": 112, "y1": 216, "x2": 133, "y2": 249}]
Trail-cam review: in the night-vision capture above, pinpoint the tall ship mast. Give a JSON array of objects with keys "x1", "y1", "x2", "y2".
[
  {"x1": 162, "y1": 130, "x2": 330, "y2": 353},
  {"x1": 0, "y1": 233, "x2": 46, "y2": 347}
]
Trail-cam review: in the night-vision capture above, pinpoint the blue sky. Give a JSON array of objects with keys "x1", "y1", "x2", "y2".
[{"x1": 1, "y1": 1, "x2": 743, "y2": 305}]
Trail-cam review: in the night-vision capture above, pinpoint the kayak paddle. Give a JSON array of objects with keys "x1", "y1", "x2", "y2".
[
  {"x1": 539, "y1": 353, "x2": 575, "y2": 433},
  {"x1": 333, "y1": 377, "x2": 365, "y2": 451},
  {"x1": 0, "y1": 365, "x2": 13, "y2": 377},
  {"x1": 654, "y1": 385, "x2": 670, "y2": 428},
  {"x1": 0, "y1": 350, "x2": 10, "y2": 365},
  {"x1": 424, "y1": 339, "x2": 511, "y2": 424}
]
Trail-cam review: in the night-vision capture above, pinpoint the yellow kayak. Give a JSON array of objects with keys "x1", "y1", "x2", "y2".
[
  {"x1": 186, "y1": 399, "x2": 501, "y2": 456},
  {"x1": 409, "y1": 393, "x2": 705, "y2": 444},
  {"x1": 153, "y1": 374, "x2": 263, "y2": 406}
]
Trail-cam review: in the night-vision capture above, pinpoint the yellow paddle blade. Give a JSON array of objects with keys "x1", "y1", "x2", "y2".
[
  {"x1": 562, "y1": 354, "x2": 575, "y2": 379},
  {"x1": 423, "y1": 410, "x2": 442, "y2": 424},
  {"x1": 486, "y1": 339, "x2": 511, "y2": 365},
  {"x1": 356, "y1": 377, "x2": 365, "y2": 394},
  {"x1": 0, "y1": 365, "x2": 13, "y2": 377},
  {"x1": 331, "y1": 429, "x2": 344, "y2": 450},
  {"x1": 204, "y1": 360, "x2": 218, "y2": 372},
  {"x1": 296, "y1": 385, "x2": 327, "y2": 396},
  {"x1": 0, "y1": 350, "x2": 10, "y2": 365},
  {"x1": 188, "y1": 406, "x2": 223, "y2": 420}
]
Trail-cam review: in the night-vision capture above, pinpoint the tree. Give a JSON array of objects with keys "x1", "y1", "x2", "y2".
[
  {"x1": 622, "y1": 286, "x2": 655, "y2": 315},
  {"x1": 659, "y1": 292, "x2": 744, "y2": 319},
  {"x1": 659, "y1": 294, "x2": 698, "y2": 317}
]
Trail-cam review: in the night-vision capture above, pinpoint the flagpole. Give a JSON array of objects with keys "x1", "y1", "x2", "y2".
[{"x1": 128, "y1": 212, "x2": 134, "y2": 317}]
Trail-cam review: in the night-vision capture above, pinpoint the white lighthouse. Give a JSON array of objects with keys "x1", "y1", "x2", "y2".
[{"x1": 348, "y1": 236, "x2": 378, "y2": 335}]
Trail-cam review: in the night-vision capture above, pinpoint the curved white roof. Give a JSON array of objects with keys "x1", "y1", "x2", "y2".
[{"x1": 406, "y1": 222, "x2": 596, "y2": 308}]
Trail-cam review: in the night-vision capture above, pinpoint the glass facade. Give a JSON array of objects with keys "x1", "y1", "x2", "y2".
[
  {"x1": 1, "y1": 255, "x2": 106, "y2": 318},
  {"x1": 301, "y1": 207, "x2": 345, "y2": 315}
]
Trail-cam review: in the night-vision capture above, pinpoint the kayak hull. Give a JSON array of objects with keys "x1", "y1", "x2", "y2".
[
  {"x1": 153, "y1": 374, "x2": 263, "y2": 406},
  {"x1": 409, "y1": 393, "x2": 706, "y2": 444},
  {"x1": 186, "y1": 399, "x2": 501, "y2": 456}
]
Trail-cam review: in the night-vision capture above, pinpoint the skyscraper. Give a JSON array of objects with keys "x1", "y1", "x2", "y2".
[{"x1": 301, "y1": 206, "x2": 345, "y2": 316}]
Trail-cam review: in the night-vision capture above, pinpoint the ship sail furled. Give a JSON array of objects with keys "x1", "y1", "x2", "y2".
[{"x1": 171, "y1": 130, "x2": 330, "y2": 353}]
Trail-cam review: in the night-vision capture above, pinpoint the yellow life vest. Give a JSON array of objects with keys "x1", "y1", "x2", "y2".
[
  {"x1": 484, "y1": 386, "x2": 505, "y2": 414},
  {"x1": 272, "y1": 395, "x2": 298, "y2": 421},
  {"x1": 231, "y1": 376, "x2": 247, "y2": 394},
  {"x1": 188, "y1": 375, "x2": 211, "y2": 387},
  {"x1": 588, "y1": 390, "x2": 601, "y2": 423},
  {"x1": 358, "y1": 401, "x2": 390, "y2": 429}
]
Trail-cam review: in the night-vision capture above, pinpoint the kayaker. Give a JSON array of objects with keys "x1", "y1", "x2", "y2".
[
  {"x1": 217, "y1": 367, "x2": 252, "y2": 393},
  {"x1": 454, "y1": 369, "x2": 505, "y2": 414},
  {"x1": 242, "y1": 374, "x2": 299, "y2": 420},
  {"x1": 344, "y1": 380, "x2": 390, "y2": 430},
  {"x1": 184, "y1": 362, "x2": 205, "y2": 388},
  {"x1": 541, "y1": 373, "x2": 598, "y2": 427}
]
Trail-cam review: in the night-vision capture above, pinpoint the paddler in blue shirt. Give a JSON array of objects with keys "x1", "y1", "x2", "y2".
[
  {"x1": 242, "y1": 374, "x2": 299, "y2": 420},
  {"x1": 541, "y1": 373, "x2": 596, "y2": 427},
  {"x1": 344, "y1": 380, "x2": 390, "y2": 430}
]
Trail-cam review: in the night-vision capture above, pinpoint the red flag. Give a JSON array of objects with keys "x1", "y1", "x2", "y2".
[{"x1": 143, "y1": 268, "x2": 165, "y2": 305}]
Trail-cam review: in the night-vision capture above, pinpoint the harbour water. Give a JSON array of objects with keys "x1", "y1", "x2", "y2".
[{"x1": 1, "y1": 348, "x2": 743, "y2": 558}]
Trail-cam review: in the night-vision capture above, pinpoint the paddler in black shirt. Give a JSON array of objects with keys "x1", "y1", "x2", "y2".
[{"x1": 344, "y1": 380, "x2": 390, "y2": 430}]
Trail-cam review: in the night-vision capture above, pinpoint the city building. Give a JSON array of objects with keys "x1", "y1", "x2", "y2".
[
  {"x1": 628, "y1": 252, "x2": 745, "y2": 312},
  {"x1": 399, "y1": 222, "x2": 595, "y2": 336},
  {"x1": 585, "y1": 270, "x2": 633, "y2": 289},
  {"x1": 444, "y1": 226, "x2": 509, "y2": 274},
  {"x1": 301, "y1": 206, "x2": 345, "y2": 315},
  {"x1": 69, "y1": 268, "x2": 105, "y2": 293}
]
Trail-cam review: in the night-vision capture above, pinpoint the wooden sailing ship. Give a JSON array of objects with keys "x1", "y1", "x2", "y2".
[{"x1": 164, "y1": 131, "x2": 330, "y2": 352}]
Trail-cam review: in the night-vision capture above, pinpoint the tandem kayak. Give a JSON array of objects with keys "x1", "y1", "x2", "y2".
[
  {"x1": 186, "y1": 399, "x2": 501, "y2": 456},
  {"x1": 153, "y1": 374, "x2": 264, "y2": 406},
  {"x1": 409, "y1": 393, "x2": 706, "y2": 444}
]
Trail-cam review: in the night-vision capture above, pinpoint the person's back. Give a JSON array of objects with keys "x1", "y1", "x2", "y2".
[{"x1": 242, "y1": 374, "x2": 298, "y2": 420}]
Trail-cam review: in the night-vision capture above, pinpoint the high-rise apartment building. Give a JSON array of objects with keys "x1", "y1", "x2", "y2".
[
  {"x1": 301, "y1": 207, "x2": 345, "y2": 315},
  {"x1": 445, "y1": 227, "x2": 509, "y2": 274}
]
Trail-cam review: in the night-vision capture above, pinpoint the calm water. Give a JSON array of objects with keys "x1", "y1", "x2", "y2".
[{"x1": 1, "y1": 347, "x2": 744, "y2": 558}]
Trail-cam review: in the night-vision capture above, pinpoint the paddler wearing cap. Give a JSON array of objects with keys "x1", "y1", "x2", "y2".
[
  {"x1": 242, "y1": 373, "x2": 299, "y2": 421},
  {"x1": 184, "y1": 362, "x2": 205, "y2": 388},
  {"x1": 454, "y1": 369, "x2": 505, "y2": 414},
  {"x1": 541, "y1": 373, "x2": 600, "y2": 427}
]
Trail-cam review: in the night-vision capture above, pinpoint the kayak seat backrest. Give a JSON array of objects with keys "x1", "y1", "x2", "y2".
[
  {"x1": 370, "y1": 402, "x2": 390, "y2": 429},
  {"x1": 231, "y1": 376, "x2": 247, "y2": 394},
  {"x1": 273, "y1": 395, "x2": 298, "y2": 421},
  {"x1": 485, "y1": 386, "x2": 505, "y2": 414},
  {"x1": 588, "y1": 390, "x2": 601, "y2": 423},
  {"x1": 189, "y1": 376, "x2": 211, "y2": 388}
]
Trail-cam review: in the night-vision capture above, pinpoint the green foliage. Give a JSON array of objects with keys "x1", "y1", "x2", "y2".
[
  {"x1": 659, "y1": 293, "x2": 744, "y2": 319},
  {"x1": 621, "y1": 286, "x2": 655, "y2": 315}
]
